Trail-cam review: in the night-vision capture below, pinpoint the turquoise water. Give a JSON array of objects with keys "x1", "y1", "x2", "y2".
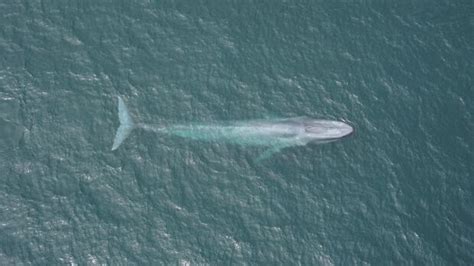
[{"x1": 1, "y1": 1, "x2": 473, "y2": 265}]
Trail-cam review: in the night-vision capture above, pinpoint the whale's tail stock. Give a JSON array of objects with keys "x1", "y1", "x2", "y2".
[{"x1": 111, "y1": 96, "x2": 135, "y2": 150}]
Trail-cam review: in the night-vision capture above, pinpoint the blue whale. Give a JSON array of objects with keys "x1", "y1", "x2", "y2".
[{"x1": 112, "y1": 97, "x2": 354, "y2": 160}]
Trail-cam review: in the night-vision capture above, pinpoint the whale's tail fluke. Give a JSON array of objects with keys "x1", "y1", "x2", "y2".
[{"x1": 112, "y1": 96, "x2": 135, "y2": 150}]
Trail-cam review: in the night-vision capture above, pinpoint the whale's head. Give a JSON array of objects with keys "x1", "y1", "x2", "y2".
[{"x1": 303, "y1": 120, "x2": 354, "y2": 141}]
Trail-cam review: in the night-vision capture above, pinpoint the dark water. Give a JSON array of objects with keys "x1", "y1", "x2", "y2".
[{"x1": 1, "y1": 1, "x2": 473, "y2": 265}]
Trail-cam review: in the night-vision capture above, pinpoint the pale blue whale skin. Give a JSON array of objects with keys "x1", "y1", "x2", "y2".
[{"x1": 112, "y1": 97, "x2": 354, "y2": 159}]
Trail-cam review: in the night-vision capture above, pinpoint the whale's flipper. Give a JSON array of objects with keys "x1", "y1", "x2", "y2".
[
  {"x1": 112, "y1": 96, "x2": 135, "y2": 150},
  {"x1": 256, "y1": 145, "x2": 286, "y2": 162}
]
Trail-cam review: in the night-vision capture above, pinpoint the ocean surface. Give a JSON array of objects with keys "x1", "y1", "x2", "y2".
[{"x1": 1, "y1": 1, "x2": 473, "y2": 265}]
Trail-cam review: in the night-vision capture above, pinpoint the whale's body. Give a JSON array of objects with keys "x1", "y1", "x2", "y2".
[{"x1": 112, "y1": 97, "x2": 354, "y2": 160}]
